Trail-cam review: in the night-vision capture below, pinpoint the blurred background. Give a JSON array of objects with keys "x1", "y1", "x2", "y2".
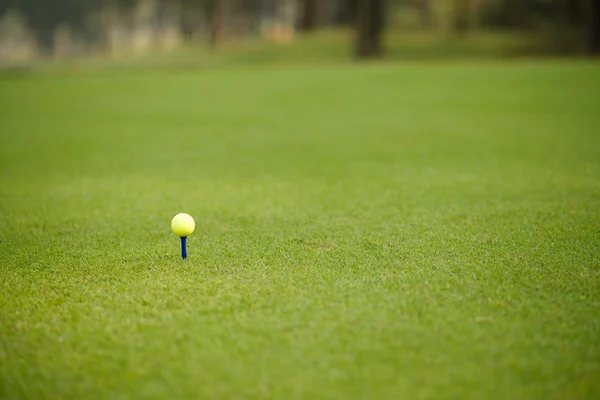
[{"x1": 0, "y1": 0, "x2": 598, "y2": 69}]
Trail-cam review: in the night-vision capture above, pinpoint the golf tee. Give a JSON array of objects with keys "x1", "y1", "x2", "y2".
[{"x1": 180, "y1": 236, "x2": 187, "y2": 259}]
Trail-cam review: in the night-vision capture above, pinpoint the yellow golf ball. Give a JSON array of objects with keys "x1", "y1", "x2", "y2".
[{"x1": 171, "y1": 213, "x2": 195, "y2": 237}]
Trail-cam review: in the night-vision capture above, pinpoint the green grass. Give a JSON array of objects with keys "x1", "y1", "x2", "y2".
[{"x1": 1, "y1": 60, "x2": 600, "y2": 400}]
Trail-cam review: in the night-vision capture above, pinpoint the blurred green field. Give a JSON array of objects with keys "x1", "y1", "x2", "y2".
[{"x1": 1, "y1": 60, "x2": 600, "y2": 400}]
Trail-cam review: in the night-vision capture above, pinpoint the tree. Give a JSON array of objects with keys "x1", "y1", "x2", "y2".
[
  {"x1": 299, "y1": 0, "x2": 317, "y2": 31},
  {"x1": 453, "y1": 0, "x2": 471, "y2": 34},
  {"x1": 210, "y1": 0, "x2": 225, "y2": 47},
  {"x1": 591, "y1": 0, "x2": 600, "y2": 55},
  {"x1": 354, "y1": 0, "x2": 386, "y2": 58},
  {"x1": 335, "y1": 0, "x2": 357, "y2": 26},
  {"x1": 417, "y1": 0, "x2": 433, "y2": 27}
]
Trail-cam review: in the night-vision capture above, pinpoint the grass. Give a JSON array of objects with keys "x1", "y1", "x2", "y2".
[{"x1": 1, "y1": 59, "x2": 600, "y2": 399}]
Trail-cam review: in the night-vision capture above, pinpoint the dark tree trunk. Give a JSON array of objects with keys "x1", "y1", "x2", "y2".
[
  {"x1": 299, "y1": 0, "x2": 317, "y2": 31},
  {"x1": 210, "y1": 0, "x2": 225, "y2": 47},
  {"x1": 339, "y1": 0, "x2": 358, "y2": 26},
  {"x1": 453, "y1": 0, "x2": 471, "y2": 34},
  {"x1": 591, "y1": 0, "x2": 600, "y2": 55},
  {"x1": 355, "y1": 0, "x2": 386, "y2": 59},
  {"x1": 180, "y1": 0, "x2": 195, "y2": 39},
  {"x1": 565, "y1": 0, "x2": 584, "y2": 27}
]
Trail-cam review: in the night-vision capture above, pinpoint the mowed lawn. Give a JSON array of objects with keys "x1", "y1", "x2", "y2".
[{"x1": 0, "y1": 61, "x2": 599, "y2": 400}]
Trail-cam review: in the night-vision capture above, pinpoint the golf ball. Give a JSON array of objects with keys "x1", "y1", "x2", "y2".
[{"x1": 171, "y1": 213, "x2": 195, "y2": 237}]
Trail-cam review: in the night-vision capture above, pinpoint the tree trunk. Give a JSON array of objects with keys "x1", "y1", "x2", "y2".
[
  {"x1": 453, "y1": 0, "x2": 470, "y2": 34},
  {"x1": 565, "y1": 0, "x2": 584, "y2": 27},
  {"x1": 591, "y1": 0, "x2": 600, "y2": 55},
  {"x1": 355, "y1": 0, "x2": 385, "y2": 59},
  {"x1": 180, "y1": 0, "x2": 196, "y2": 39},
  {"x1": 299, "y1": 0, "x2": 317, "y2": 31},
  {"x1": 337, "y1": 0, "x2": 357, "y2": 26},
  {"x1": 418, "y1": 0, "x2": 433, "y2": 27},
  {"x1": 210, "y1": 0, "x2": 225, "y2": 47}
]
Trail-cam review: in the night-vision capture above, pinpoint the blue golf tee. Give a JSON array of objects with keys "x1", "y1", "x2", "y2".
[{"x1": 180, "y1": 236, "x2": 187, "y2": 259}]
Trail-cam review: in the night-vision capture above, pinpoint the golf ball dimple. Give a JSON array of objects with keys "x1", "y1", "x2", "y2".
[{"x1": 171, "y1": 213, "x2": 195, "y2": 237}]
